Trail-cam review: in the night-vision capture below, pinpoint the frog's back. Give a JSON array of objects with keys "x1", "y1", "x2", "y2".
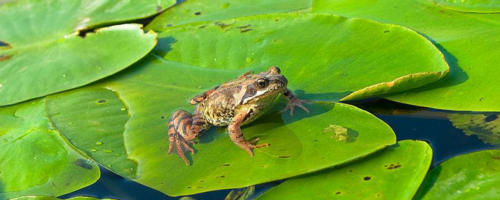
[{"x1": 198, "y1": 85, "x2": 241, "y2": 126}]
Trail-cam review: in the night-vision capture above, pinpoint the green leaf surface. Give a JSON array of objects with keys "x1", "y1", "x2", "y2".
[
  {"x1": 153, "y1": 13, "x2": 449, "y2": 101},
  {"x1": 148, "y1": 0, "x2": 312, "y2": 30},
  {"x1": 256, "y1": 140, "x2": 432, "y2": 200},
  {"x1": 0, "y1": 100, "x2": 99, "y2": 200},
  {"x1": 448, "y1": 113, "x2": 500, "y2": 146},
  {"x1": 0, "y1": 0, "x2": 174, "y2": 106},
  {"x1": 312, "y1": 0, "x2": 500, "y2": 111},
  {"x1": 414, "y1": 149, "x2": 500, "y2": 200},
  {"x1": 433, "y1": 0, "x2": 500, "y2": 13},
  {"x1": 9, "y1": 196, "x2": 115, "y2": 200},
  {"x1": 46, "y1": 54, "x2": 397, "y2": 196}
]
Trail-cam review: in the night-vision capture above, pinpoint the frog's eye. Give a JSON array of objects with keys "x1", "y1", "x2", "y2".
[{"x1": 256, "y1": 78, "x2": 269, "y2": 88}]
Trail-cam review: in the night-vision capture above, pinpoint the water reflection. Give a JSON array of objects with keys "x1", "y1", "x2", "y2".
[
  {"x1": 351, "y1": 98, "x2": 498, "y2": 166},
  {"x1": 448, "y1": 113, "x2": 500, "y2": 147}
]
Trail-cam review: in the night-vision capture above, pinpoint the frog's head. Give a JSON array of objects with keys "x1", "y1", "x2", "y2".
[{"x1": 240, "y1": 66, "x2": 287, "y2": 105}]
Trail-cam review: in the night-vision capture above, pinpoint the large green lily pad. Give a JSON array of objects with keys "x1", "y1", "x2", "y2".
[
  {"x1": 0, "y1": 100, "x2": 99, "y2": 200},
  {"x1": 148, "y1": 0, "x2": 312, "y2": 30},
  {"x1": 152, "y1": 13, "x2": 449, "y2": 101},
  {"x1": 0, "y1": 0, "x2": 177, "y2": 106},
  {"x1": 46, "y1": 54, "x2": 397, "y2": 196},
  {"x1": 313, "y1": 0, "x2": 500, "y2": 111},
  {"x1": 256, "y1": 140, "x2": 432, "y2": 200},
  {"x1": 448, "y1": 113, "x2": 500, "y2": 146},
  {"x1": 414, "y1": 149, "x2": 500, "y2": 200}
]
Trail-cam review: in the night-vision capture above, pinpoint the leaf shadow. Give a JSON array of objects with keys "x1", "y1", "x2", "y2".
[
  {"x1": 152, "y1": 36, "x2": 177, "y2": 58},
  {"x1": 293, "y1": 89, "x2": 353, "y2": 102},
  {"x1": 419, "y1": 33, "x2": 469, "y2": 88},
  {"x1": 412, "y1": 165, "x2": 442, "y2": 200}
]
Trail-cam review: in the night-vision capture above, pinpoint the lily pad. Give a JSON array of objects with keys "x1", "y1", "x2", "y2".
[
  {"x1": 312, "y1": 0, "x2": 500, "y2": 111},
  {"x1": 0, "y1": 0, "x2": 176, "y2": 106},
  {"x1": 448, "y1": 113, "x2": 500, "y2": 146},
  {"x1": 46, "y1": 55, "x2": 396, "y2": 196},
  {"x1": 152, "y1": 13, "x2": 449, "y2": 101},
  {"x1": 148, "y1": 0, "x2": 312, "y2": 30},
  {"x1": 433, "y1": 0, "x2": 500, "y2": 13},
  {"x1": 256, "y1": 140, "x2": 432, "y2": 200},
  {"x1": 0, "y1": 100, "x2": 99, "y2": 200},
  {"x1": 414, "y1": 149, "x2": 500, "y2": 200}
]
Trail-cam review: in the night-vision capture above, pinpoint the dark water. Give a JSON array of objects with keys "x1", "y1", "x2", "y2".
[{"x1": 61, "y1": 98, "x2": 496, "y2": 200}]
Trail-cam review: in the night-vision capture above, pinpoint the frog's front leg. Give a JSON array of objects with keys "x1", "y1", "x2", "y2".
[
  {"x1": 167, "y1": 109, "x2": 211, "y2": 165},
  {"x1": 228, "y1": 110, "x2": 269, "y2": 156},
  {"x1": 281, "y1": 88, "x2": 310, "y2": 116}
]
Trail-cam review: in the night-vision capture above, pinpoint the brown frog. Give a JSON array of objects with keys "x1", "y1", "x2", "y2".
[{"x1": 167, "y1": 66, "x2": 309, "y2": 165}]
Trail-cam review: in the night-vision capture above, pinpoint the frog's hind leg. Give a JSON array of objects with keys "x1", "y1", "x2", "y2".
[{"x1": 167, "y1": 110, "x2": 210, "y2": 165}]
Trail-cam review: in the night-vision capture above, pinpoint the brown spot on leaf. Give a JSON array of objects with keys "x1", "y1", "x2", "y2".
[
  {"x1": 221, "y1": 163, "x2": 231, "y2": 167},
  {"x1": 363, "y1": 176, "x2": 371, "y2": 181},
  {"x1": 279, "y1": 155, "x2": 291, "y2": 159},
  {"x1": 237, "y1": 25, "x2": 251, "y2": 29},
  {"x1": 217, "y1": 175, "x2": 225, "y2": 178},
  {"x1": 240, "y1": 29, "x2": 253, "y2": 33},
  {"x1": 0, "y1": 54, "x2": 11, "y2": 61},
  {"x1": 384, "y1": 30, "x2": 390, "y2": 33},
  {"x1": 97, "y1": 99, "x2": 107, "y2": 103},
  {"x1": 492, "y1": 156, "x2": 500, "y2": 160},
  {"x1": 215, "y1": 21, "x2": 233, "y2": 29},
  {"x1": 386, "y1": 163, "x2": 402, "y2": 170},
  {"x1": 335, "y1": 191, "x2": 341, "y2": 195},
  {"x1": 194, "y1": 12, "x2": 201, "y2": 16}
]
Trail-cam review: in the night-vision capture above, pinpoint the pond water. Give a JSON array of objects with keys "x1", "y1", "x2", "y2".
[{"x1": 61, "y1": 98, "x2": 497, "y2": 200}]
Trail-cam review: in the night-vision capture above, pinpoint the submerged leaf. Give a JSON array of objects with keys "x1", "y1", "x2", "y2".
[
  {"x1": 256, "y1": 140, "x2": 432, "y2": 200},
  {"x1": 448, "y1": 113, "x2": 500, "y2": 146},
  {"x1": 224, "y1": 186, "x2": 255, "y2": 200}
]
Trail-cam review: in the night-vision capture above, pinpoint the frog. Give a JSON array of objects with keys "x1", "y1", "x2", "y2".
[{"x1": 167, "y1": 66, "x2": 309, "y2": 165}]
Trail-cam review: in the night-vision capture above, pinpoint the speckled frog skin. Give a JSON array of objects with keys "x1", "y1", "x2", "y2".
[{"x1": 167, "y1": 67, "x2": 309, "y2": 165}]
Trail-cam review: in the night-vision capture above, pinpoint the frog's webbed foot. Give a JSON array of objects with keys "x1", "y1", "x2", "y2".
[
  {"x1": 168, "y1": 131, "x2": 195, "y2": 165},
  {"x1": 281, "y1": 89, "x2": 310, "y2": 116},
  {"x1": 167, "y1": 110, "x2": 210, "y2": 165},
  {"x1": 233, "y1": 137, "x2": 270, "y2": 157},
  {"x1": 228, "y1": 111, "x2": 270, "y2": 157}
]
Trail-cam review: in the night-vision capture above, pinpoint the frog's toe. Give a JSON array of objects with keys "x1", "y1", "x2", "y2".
[
  {"x1": 282, "y1": 99, "x2": 310, "y2": 116},
  {"x1": 168, "y1": 132, "x2": 196, "y2": 165},
  {"x1": 242, "y1": 140, "x2": 270, "y2": 157}
]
